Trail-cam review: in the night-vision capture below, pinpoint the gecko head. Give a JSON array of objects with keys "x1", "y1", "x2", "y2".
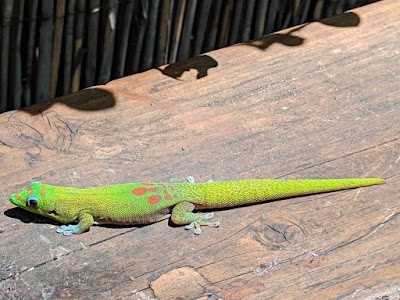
[{"x1": 10, "y1": 182, "x2": 63, "y2": 222}]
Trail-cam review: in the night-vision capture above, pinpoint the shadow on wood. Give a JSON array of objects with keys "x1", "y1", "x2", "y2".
[
  {"x1": 248, "y1": 12, "x2": 360, "y2": 50},
  {"x1": 158, "y1": 55, "x2": 218, "y2": 80},
  {"x1": 21, "y1": 88, "x2": 116, "y2": 115}
]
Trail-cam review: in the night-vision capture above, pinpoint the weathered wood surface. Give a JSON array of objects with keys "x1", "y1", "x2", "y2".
[{"x1": 1, "y1": 1, "x2": 399, "y2": 299}]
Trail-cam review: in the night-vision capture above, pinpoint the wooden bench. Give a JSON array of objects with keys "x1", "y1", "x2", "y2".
[{"x1": 1, "y1": 1, "x2": 399, "y2": 299}]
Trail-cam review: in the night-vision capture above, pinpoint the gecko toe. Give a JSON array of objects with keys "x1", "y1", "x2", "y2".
[
  {"x1": 206, "y1": 221, "x2": 220, "y2": 228},
  {"x1": 184, "y1": 222, "x2": 202, "y2": 234},
  {"x1": 184, "y1": 223, "x2": 195, "y2": 230},
  {"x1": 202, "y1": 212, "x2": 214, "y2": 219},
  {"x1": 56, "y1": 224, "x2": 80, "y2": 236},
  {"x1": 194, "y1": 227, "x2": 202, "y2": 235},
  {"x1": 184, "y1": 219, "x2": 219, "y2": 234},
  {"x1": 187, "y1": 176, "x2": 195, "y2": 183}
]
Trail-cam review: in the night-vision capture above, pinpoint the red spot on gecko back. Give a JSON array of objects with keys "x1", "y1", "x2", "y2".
[
  {"x1": 148, "y1": 195, "x2": 162, "y2": 205},
  {"x1": 132, "y1": 187, "x2": 147, "y2": 196},
  {"x1": 132, "y1": 186, "x2": 158, "y2": 196},
  {"x1": 132, "y1": 183, "x2": 176, "y2": 204},
  {"x1": 164, "y1": 190, "x2": 173, "y2": 200}
]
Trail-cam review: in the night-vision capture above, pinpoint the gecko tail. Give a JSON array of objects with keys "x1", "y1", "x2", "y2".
[{"x1": 184, "y1": 178, "x2": 385, "y2": 208}]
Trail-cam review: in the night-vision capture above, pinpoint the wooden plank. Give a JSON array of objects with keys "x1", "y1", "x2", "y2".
[{"x1": 1, "y1": 1, "x2": 399, "y2": 299}]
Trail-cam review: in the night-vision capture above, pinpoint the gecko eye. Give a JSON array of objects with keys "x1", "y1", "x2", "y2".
[{"x1": 27, "y1": 196, "x2": 39, "y2": 208}]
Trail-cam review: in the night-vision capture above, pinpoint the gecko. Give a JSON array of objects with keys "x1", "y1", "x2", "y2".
[{"x1": 9, "y1": 177, "x2": 384, "y2": 236}]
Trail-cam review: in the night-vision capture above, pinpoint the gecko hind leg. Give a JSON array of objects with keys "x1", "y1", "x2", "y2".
[{"x1": 171, "y1": 201, "x2": 220, "y2": 235}]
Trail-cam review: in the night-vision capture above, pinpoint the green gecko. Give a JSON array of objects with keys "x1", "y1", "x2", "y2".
[{"x1": 9, "y1": 177, "x2": 384, "y2": 236}]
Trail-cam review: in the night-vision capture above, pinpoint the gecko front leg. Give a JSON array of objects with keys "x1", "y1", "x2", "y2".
[
  {"x1": 171, "y1": 201, "x2": 219, "y2": 234},
  {"x1": 56, "y1": 211, "x2": 94, "y2": 236}
]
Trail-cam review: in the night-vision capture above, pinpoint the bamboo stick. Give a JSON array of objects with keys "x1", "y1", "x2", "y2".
[
  {"x1": 169, "y1": 0, "x2": 186, "y2": 63},
  {"x1": 228, "y1": 0, "x2": 244, "y2": 46},
  {"x1": 241, "y1": 0, "x2": 256, "y2": 42},
  {"x1": 0, "y1": 0, "x2": 13, "y2": 112},
  {"x1": 9, "y1": 0, "x2": 25, "y2": 109},
  {"x1": 113, "y1": 0, "x2": 135, "y2": 78},
  {"x1": 193, "y1": 0, "x2": 212, "y2": 56},
  {"x1": 84, "y1": 0, "x2": 100, "y2": 88},
  {"x1": 62, "y1": 0, "x2": 75, "y2": 95},
  {"x1": 156, "y1": 0, "x2": 172, "y2": 66},
  {"x1": 98, "y1": 0, "x2": 118, "y2": 84},
  {"x1": 50, "y1": 0, "x2": 66, "y2": 99},
  {"x1": 72, "y1": 1, "x2": 86, "y2": 92},
  {"x1": 129, "y1": 0, "x2": 149, "y2": 74},
  {"x1": 177, "y1": 0, "x2": 197, "y2": 61},
  {"x1": 35, "y1": 0, "x2": 54, "y2": 103},
  {"x1": 218, "y1": 0, "x2": 233, "y2": 48},
  {"x1": 22, "y1": 0, "x2": 38, "y2": 107},
  {"x1": 142, "y1": 0, "x2": 159, "y2": 70},
  {"x1": 203, "y1": 0, "x2": 222, "y2": 52},
  {"x1": 254, "y1": 0, "x2": 269, "y2": 39}
]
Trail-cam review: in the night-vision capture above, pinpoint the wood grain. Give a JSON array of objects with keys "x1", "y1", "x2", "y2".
[{"x1": 1, "y1": 1, "x2": 399, "y2": 299}]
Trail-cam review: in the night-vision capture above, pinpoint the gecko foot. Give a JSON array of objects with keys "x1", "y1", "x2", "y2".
[
  {"x1": 170, "y1": 177, "x2": 213, "y2": 184},
  {"x1": 187, "y1": 176, "x2": 214, "y2": 183},
  {"x1": 172, "y1": 202, "x2": 220, "y2": 234},
  {"x1": 169, "y1": 177, "x2": 196, "y2": 183},
  {"x1": 184, "y1": 212, "x2": 220, "y2": 235},
  {"x1": 56, "y1": 224, "x2": 80, "y2": 236}
]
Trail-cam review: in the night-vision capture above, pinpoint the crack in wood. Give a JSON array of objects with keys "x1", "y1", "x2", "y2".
[
  {"x1": 326, "y1": 212, "x2": 400, "y2": 254},
  {"x1": 281, "y1": 137, "x2": 399, "y2": 179}
]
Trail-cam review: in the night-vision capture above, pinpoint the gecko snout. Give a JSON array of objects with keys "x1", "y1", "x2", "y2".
[{"x1": 9, "y1": 193, "x2": 19, "y2": 206}]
